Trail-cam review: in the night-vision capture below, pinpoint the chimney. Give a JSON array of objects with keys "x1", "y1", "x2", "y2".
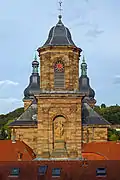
[{"x1": 12, "y1": 129, "x2": 16, "y2": 143}]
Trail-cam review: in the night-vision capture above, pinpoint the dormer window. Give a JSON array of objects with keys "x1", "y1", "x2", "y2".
[
  {"x1": 52, "y1": 168, "x2": 61, "y2": 177},
  {"x1": 38, "y1": 165, "x2": 48, "y2": 175},
  {"x1": 96, "y1": 168, "x2": 107, "y2": 177},
  {"x1": 54, "y1": 60, "x2": 64, "y2": 88},
  {"x1": 9, "y1": 168, "x2": 20, "y2": 177}
]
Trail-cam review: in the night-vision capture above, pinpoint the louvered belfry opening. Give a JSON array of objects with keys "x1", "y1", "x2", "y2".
[{"x1": 54, "y1": 60, "x2": 65, "y2": 89}]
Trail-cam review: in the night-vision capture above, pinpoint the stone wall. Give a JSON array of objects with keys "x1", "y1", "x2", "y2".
[
  {"x1": 82, "y1": 126, "x2": 108, "y2": 143},
  {"x1": 36, "y1": 93, "x2": 83, "y2": 158},
  {"x1": 38, "y1": 46, "x2": 81, "y2": 91},
  {"x1": 12, "y1": 127, "x2": 38, "y2": 154},
  {"x1": 23, "y1": 100, "x2": 32, "y2": 111}
]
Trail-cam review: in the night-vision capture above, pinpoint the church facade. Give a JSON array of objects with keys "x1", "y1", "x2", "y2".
[{"x1": 9, "y1": 15, "x2": 110, "y2": 159}]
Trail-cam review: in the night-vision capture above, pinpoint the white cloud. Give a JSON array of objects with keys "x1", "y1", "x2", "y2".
[
  {"x1": 86, "y1": 28, "x2": 104, "y2": 38},
  {"x1": 0, "y1": 98, "x2": 23, "y2": 114},
  {"x1": 0, "y1": 98, "x2": 21, "y2": 103},
  {"x1": 0, "y1": 80, "x2": 19, "y2": 86},
  {"x1": 113, "y1": 75, "x2": 120, "y2": 84}
]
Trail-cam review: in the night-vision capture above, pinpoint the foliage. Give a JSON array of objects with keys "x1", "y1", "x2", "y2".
[
  {"x1": 108, "y1": 128, "x2": 120, "y2": 141},
  {"x1": 94, "y1": 104, "x2": 120, "y2": 124},
  {"x1": 0, "y1": 107, "x2": 24, "y2": 140}
]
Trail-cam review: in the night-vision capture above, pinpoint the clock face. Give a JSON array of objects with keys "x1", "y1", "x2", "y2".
[{"x1": 55, "y1": 61, "x2": 64, "y2": 72}]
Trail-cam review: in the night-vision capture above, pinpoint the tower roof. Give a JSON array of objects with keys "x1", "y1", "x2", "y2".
[
  {"x1": 24, "y1": 54, "x2": 40, "y2": 99},
  {"x1": 43, "y1": 15, "x2": 76, "y2": 47},
  {"x1": 79, "y1": 56, "x2": 95, "y2": 99}
]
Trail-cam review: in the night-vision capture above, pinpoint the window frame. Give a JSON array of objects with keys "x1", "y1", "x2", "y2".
[
  {"x1": 38, "y1": 165, "x2": 48, "y2": 175},
  {"x1": 9, "y1": 167, "x2": 20, "y2": 177},
  {"x1": 52, "y1": 168, "x2": 61, "y2": 177},
  {"x1": 54, "y1": 60, "x2": 65, "y2": 89},
  {"x1": 96, "y1": 167, "x2": 107, "y2": 177}
]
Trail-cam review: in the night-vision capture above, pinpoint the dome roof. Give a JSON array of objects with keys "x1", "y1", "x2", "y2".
[
  {"x1": 24, "y1": 74, "x2": 40, "y2": 99},
  {"x1": 24, "y1": 55, "x2": 40, "y2": 99},
  {"x1": 32, "y1": 60, "x2": 39, "y2": 66},
  {"x1": 43, "y1": 15, "x2": 76, "y2": 47},
  {"x1": 79, "y1": 55, "x2": 95, "y2": 99},
  {"x1": 79, "y1": 76, "x2": 95, "y2": 98}
]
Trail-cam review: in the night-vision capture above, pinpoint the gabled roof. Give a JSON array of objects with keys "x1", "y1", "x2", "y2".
[
  {"x1": 82, "y1": 103, "x2": 111, "y2": 125},
  {"x1": 10, "y1": 101, "x2": 111, "y2": 127},
  {"x1": 9, "y1": 102, "x2": 37, "y2": 127},
  {"x1": 0, "y1": 140, "x2": 36, "y2": 161}
]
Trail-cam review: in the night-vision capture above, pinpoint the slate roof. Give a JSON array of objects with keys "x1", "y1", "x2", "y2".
[
  {"x1": 43, "y1": 16, "x2": 76, "y2": 47},
  {"x1": 82, "y1": 103, "x2": 111, "y2": 125},
  {"x1": 9, "y1": 102, "x2": 37, "y2": 127},
  {"x1": 10, "y1": 101, "x2": 110, "y2": 126}
]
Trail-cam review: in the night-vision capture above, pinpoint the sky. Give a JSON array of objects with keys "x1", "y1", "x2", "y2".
[{"x1": 0, "y1": 0, "x2": 120, "y2": 114}]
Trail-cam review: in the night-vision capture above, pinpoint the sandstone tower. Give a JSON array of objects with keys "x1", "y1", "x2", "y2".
[{"x1": 35, "y1": 15, "x2": 83, "y2": 158}]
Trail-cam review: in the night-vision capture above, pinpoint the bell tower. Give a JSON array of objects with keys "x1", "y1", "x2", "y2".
[
  {"x1": 36, "y1": 14, "x2": 83, "y2": 159},
  {"x1": 37, "y1": 15, "x2": 82, "y2": 92}
]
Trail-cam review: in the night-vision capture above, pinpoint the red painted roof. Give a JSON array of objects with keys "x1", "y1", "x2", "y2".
[
  {"x1": 0, "y1": 161, "x2": 119, "y2": 180},
  {"x1": 0, "y1": 140, "x2": 120, "y2": 161},
  {"x1": 82, "y1": 141, "x2": 120, "y2": 160},
  {"x1": 0, "y1": 140, "x2": 36, "y2": 161}
]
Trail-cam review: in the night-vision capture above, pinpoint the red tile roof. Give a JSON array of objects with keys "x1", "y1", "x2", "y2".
[
  {"x1": 0, "y1": 161, "x2": 119, "y2": 180},
  {"x1": 0, "y1": 140, "x2": 120, "y2": 161},
  {"x1": 82, "y1": 141, "x2": 120, "y2": 160},
  {"x1": 0, "y1": 140, "x2": 36, "y2": 161}
]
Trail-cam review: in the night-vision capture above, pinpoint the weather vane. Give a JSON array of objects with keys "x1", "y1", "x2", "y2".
[{"x1": 58, "y1": 0, "x2": 63, "y2": 15}]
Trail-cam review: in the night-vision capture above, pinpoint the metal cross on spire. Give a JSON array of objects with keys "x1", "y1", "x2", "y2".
[{"x1": 58, "y1": 0, "x2": 63, "y2": 16}]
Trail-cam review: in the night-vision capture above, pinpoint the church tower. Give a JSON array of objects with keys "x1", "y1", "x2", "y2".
[
  {"x1": 35, "y1": 15, "x2": 84, "y2": 158},
  {"x1": 79, "y1": 56, "x2": 96, "y2": 108},
  {"x1": 23, "y1": 54, "x2": 40, "y2": 110},
  {"x1": 9, "y1": 6, "x2": 111, "y2": 160}
]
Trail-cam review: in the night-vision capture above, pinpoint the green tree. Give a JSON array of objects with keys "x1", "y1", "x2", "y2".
[
  {"x1": 101, "y1": 103, "x2": 106, "y2": 108},
  {"x1": 0, "y1": 127, "x2": 8, "y2": 140},
  {"x1": 109, "y1": 134, "x2": 119, "y2": 141}
]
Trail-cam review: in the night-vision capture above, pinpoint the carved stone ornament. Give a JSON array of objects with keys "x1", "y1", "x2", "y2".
[
  {"x1": 42, "y1": 107, "x2": 49, "y2": 113},
  {"x1": 54, "y1": 119, "x2": 64, "y2": 139}
]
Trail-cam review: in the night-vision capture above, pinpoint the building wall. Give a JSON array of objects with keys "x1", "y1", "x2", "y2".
[
  {"x1": 82, "y1": 126, "x2": 108, "y2": 143},
  {"x1": 38, "y1": 46, "x2": 80, "y2": 91},
  {"x1": 36, "y1": 94, "x2": 82, "y2": 158},
  {"x1": 12, "y1": 127, "x2": 38, "y2": 154},
  {"x1": 23, "y1": 100, "x2": 32, "y2": 111}
]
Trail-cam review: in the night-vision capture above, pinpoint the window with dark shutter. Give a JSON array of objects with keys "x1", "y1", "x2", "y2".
[{"x1": 54, "y1": 61, "x2": 64, "y2": 88}]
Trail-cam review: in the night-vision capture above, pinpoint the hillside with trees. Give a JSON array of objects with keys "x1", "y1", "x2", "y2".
[
  {"x1": 0, "y1": 104, "x2": 120, "y2": 140},
  {"x1": 0, "y1": 107, "x2": 24, "y2": 140}
]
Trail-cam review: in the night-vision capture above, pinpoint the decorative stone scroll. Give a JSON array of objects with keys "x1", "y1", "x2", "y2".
[{"x1": 70, "y1": 105, "x2": 77, "y2": 113}]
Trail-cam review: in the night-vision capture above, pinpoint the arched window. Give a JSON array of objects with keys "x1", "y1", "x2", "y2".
[{"x1": 54, "y1": 60, "x2": 64, "y2": 88}]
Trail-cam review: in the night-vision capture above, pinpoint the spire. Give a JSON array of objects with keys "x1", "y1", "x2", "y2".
[
  {"x1": 81, "y1": 55, "x2": 87, "y2": 76},
  {"x1": 58, "y1": 0, "x2": 63, "y2": 16},
  {"x1": 57, "y1": 1, "x2": 63, "y2": 25},
  {"x1": 83, "y1": 55, "x2": 85, "y2": 63},
  {"x1": 34, "y1": 52, "x2": 37, "y2": 61},
  {"x1": 32, "y1": 52, "x2": 39, "y2": 74}
]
